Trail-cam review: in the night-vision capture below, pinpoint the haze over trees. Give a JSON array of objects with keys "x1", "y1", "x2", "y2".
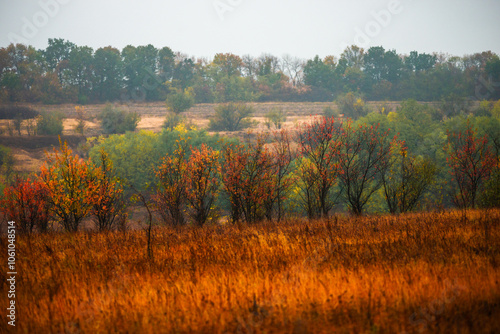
[{"x1": 1, "y1": 39, "x2": 499, "y2": 104}]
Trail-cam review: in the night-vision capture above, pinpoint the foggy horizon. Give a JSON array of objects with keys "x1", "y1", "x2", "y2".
[{"x1": 1, "y1": 0, "x2": 500, "y2": 59}]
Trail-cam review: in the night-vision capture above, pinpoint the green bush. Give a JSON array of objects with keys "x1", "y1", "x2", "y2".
[
  {"x1": 37, "y1": 111, "x2": 64, "y2": 135},
  {"x1": 88, "y1": 127, "x2": 225, "y2": 192},
  {"x1": 0, "y1": 145, "x2": 14, "y2": 194},
  {"x1": 209, "y1": 103, "x2": 254, "y2": 132},
  {"x1": 264, "y1": 108, "x2": 287, "y2": 129},
  {"x1": 165, "y1": 89, "x2": 195, "y2": 114},
  {"x1": 163, "y1": 113, "x2": 185, "y2": 130},
  {"x1": 322, "y1": 105, "x2": 338, "y2": 118},
  {"x1": 98, "y1": 104, "x2": 140, "y2": 134}
]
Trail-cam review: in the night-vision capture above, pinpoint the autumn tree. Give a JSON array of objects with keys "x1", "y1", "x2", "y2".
[
  {"x1": 269, "y1": 129, "x2": 296, "y2": 222},
  {"x1": 39, "y1": 139, "x2": 99, "y2": 232},
  {"x1": 220, "y1": 136, "x2": 275, "y2": 223},
  {"x1": 209, "y1": 53, "x2": 243, "y2": 81},
  {"x1": 337, "y1": 121, "x2": 396, "y2": 215},
  {"x1": 297, "y1": 116, "x2": 342, "y2": 219},
  {"x1": 446, "y1": 121, "x2": 496, "y2": 209},
  {"x1": 185, "y1": 144, "x2": 220, "y2": 226},
  {"x1": 91, "y1": 149, "x2": 126, "y2": 231},
  {"x1": 382, "y1": 146, "x2": 437, "y2": 214},
  {"x1": 155, "y1": 139, "x2": 188, "y2": 226},
  {"x1": 1, "y1": 176, "x2": 51, "y2": 233}
]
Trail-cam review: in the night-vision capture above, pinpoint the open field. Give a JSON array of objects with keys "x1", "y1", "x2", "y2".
[
  {"x1": 4, "y1": 209, "x2": 500, "y2": 333},
  {"x1": 0, "y1": 101, "x2": 427, "y2": 175}
]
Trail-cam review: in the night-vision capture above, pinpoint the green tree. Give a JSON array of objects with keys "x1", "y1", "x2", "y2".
[
  {"x1": 93, "y1": 46, "x2": 123, "y2": 101},
  {"x1": 303, "y1": 55, "x2": 336, "y2": 99},
  {"x1": 382, "y1": 148, "x2": 437, "y2": 213},
  {"x1": 209, "y1": 103, "x2": 254, "y2": 132},
  {"x1": 64, "y1": 46, "x2": 94, "y2": 103},
  {"x1": 43, "y1": 38, "x2": 75, "y2": 73}
]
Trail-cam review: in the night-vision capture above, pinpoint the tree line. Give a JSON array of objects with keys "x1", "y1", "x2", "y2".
[
  {"x1": 1, "y1": 39, "x2": 499, "y2": 104},
  {"x1": 2, "y1": 106, "x2": 499, "y2": 233}
]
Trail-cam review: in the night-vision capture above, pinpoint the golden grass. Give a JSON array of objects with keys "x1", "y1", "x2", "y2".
[{"x1": 5, "y1": 209, "x2": 500, "y2": 333}]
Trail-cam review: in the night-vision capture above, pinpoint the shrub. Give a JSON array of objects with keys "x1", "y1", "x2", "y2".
[
  {"x1": 0, "y1": 145, "x2": 14, "y2": 175},
  {"x1": 163, "y1": 113, "x2": 185, "y2": 130},
  {"x1": 37, "y1": 111, "x2": 64, "y2": 135},
  {"x1": 74, "y1": 106, "x2": 87, "y2": 135},
  {"x1": 1, "y1": 176, "x2": 51, "y2": 234},
  {"x1": 98, "y1": 104, "x2": 140, "y2": 134},
  {"x1": 264, "y1": 108, "x2": 287, "y2": 129},
  {"x1": 91, "y1": 149, "x2": 127, "y2": 231},
  {"x1": 209, "y1": 103, "x2": 254, "y2": 132},
  {"x1": 336, "y1": 92, "x2": 369, "y2": 119},
  {"x1": 165, "y1": 89, "x2": 195, "y2": 114}
]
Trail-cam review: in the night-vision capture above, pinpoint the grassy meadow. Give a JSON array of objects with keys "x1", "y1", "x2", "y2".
[{"x1": 6, "y1": 209, "x2": 500, "y2": 333}]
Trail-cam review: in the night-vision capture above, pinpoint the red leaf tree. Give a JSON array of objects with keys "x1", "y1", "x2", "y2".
[
  {"x1": 297, "y1": 116, "x2": 342, "y2": 219},
  {"x1": 185, "y1": 144, "x2": 220, "y2": 226},
  {"x1": 220, "y1": 135, "x2": 275, "y2": 223},
  {"x1": 268, "y1": 129, "x2": 296, "y2": 222},
  {"x1": 1, "y1": 176, "x2": 51, "y2": 233},
  {"x1": 446, "y1": 121, "x2": 496, "y2": 209}
]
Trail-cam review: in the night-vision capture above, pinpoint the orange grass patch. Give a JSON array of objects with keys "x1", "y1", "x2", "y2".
[{"x1": 5, "y1": 209, "x2": 500, "y2": 333}]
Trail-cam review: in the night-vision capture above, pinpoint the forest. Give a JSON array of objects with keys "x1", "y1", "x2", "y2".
[{"x1": 1, "y1": 38, "x2": 500, "y2": 104}]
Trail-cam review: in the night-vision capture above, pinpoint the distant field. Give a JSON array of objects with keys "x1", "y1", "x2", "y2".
[
  {"x1": 0, "y1": 101, "x2": 407, "y2": 174},
  {"x1": 0, "y1": 100, "x2": 407, "y2": 134},
  {"x1": 13, "y1": 209, "x2": 500, "y2": 333}
]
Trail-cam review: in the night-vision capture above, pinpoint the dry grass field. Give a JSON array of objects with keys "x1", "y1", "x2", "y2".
[{"x1": 5, "y1": 209, "x2": 500, "y2": 333}]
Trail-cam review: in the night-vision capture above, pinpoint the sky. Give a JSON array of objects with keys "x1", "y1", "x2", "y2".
[{"x1": 1, "y1": 0, "x2": 500, "y2": 60}]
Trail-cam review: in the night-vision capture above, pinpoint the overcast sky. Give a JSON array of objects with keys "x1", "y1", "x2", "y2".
[{"x1": 1, "y1": 0, "x2": 499, "y2": 59}]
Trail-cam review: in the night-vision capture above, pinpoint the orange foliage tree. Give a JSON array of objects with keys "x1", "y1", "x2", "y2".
[
  {"x1": 91, "y1": 149, "x2": 126, "y2": 231},
  {"x1": 185, "y1": 144, "x2": 220, "y2": 226},
  {"x1": 39, "y1": 139, "x2": 100, "y2": 231},
  {"x1": 220, "y1": 135, "x2": 275, "y2": 223},
  {"x1": 1, "y1": 176, "x2": 51, "y2": 233}
]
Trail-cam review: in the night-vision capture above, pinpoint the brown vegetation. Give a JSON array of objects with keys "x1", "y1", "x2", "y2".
[{"x1": 6, "y1": 209, "x2": 500, "y2": 333}]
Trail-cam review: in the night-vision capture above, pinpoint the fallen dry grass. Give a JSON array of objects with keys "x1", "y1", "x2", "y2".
[{"x1": 3, "y1": 209, "x2": 499, "y2": 333}]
